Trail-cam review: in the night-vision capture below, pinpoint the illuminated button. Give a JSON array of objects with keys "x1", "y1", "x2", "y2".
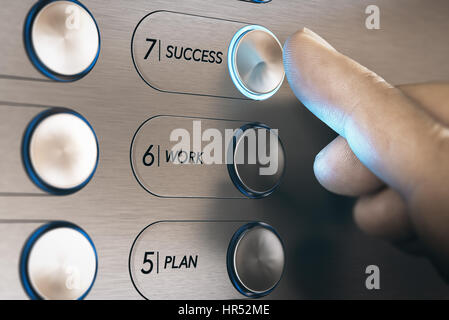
[
  {"x1": 24, "y1": 0, "x2": 100, "y2": 81},
  {"x1": 20, "y1": 222, "x2": 97, "y2": 300},
  {"x1": 23, "y1": 109, "x2": 98, "y2": 195},
  {"x1": 227, "y1": 222, "x2": 284, "y2": 297},
  {"x1": 228, "y1": 25, "x2": 284, "y2": 100},
  {"x1": 228, "y1": 123, "x2": 285, "y2": 198}
]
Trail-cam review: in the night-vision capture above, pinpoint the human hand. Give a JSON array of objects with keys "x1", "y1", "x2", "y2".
[{"x1": 283, "y1": 28, "x2": 449, "y2": 280}]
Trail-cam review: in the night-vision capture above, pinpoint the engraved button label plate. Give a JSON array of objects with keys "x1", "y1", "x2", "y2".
[
  {"x1": 129, "y1": 221, "x2": 245, "y2": 299},
  {"x1": 130, "y1": 115, "x2": 247, "y2": 198},
  {"x1": 132, "y1": 11, "x2": 247, "y2": 98}
]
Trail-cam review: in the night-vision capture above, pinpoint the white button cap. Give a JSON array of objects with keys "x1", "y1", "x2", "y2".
[
  {"x1": 31, "y1": 0, "x2": 99, "y2": 76},
  {"x1": 28, "y1": 112, "x2": 98, "y2": 191},
  {"x1": 26, "y1": 226, "x2": 97, "y2": 300}
]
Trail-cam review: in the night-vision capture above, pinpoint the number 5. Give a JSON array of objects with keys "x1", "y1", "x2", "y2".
[{"x1": 141, "y1": 251, "x2": 154, "y2": 274}]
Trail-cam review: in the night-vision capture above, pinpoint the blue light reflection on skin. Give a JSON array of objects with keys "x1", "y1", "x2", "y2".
[{"x1": 283, "y1": 56, "x2": 384, "y2": 188}]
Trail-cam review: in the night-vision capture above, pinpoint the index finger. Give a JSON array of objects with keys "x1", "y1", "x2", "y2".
[{"x1": 283, "y1": 28, "x2": 448, "y2": 198}]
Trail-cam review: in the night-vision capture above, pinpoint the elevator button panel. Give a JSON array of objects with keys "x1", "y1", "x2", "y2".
[
  {"x1": 20, "y1": 221, "x2": 98, "y2": 300},
  {"x1": 22, "y1": 108, "x2": 99, "y2": 195},
  {"x1": 129, "y1": 221, "x2": 284, "y2": 299},
  {"x1": 0, "y1": 0, "x2": 446, "y2": 302},
  {"x1": 130, "y1": 115, "x2": 284, "y2": 198},
  {"x1": 24, "y1": 0, "x2": 100, "y2": 81},
  {"x1": 228, "y1": 25, "x2": 285, "y2": 100}
]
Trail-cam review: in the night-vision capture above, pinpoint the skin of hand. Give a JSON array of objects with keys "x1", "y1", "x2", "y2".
[{"x1": 283, "y1": 28, "x2": 449, "y2": 280}]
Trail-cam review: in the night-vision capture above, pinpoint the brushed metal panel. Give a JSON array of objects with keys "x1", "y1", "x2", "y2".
[
  {"x1": 0, "y1": 104, "x2": 45, "y2": 194},
  {"x1": 0, "y1": 0, "x2": 448, "y2": 300},
  {"x1": 0, "y1": 221, "x2": 44, "y2": 299},
  {"x1": 0, "y1": 0, "x2": 46, "y2": 80}
]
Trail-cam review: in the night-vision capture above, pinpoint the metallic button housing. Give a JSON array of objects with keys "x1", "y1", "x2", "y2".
[
  {"x1": 24, "y1": 0, "x2": 100, "y2": 81},
  {"x1": 228, "y1": 123, "x2": 285, "y2": 198},
  {"x1": 228, "y1": 25, "x2": 284, "y2": 100},
  {"x1": 227, "y1": 222, "x2": 285, "y2": 297},
  {"x1": 22, "y1": 108, "x2": 99, "y2": 195},
  {"x1": 20, "y1": 221, "x2": 98, "y2": 300}
]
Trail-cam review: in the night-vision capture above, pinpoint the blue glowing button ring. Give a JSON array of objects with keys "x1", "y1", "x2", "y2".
[
  {"x1": 228, "y1": 25, "x2": 284, "y2": 100},
  {"x1": 20, "y1": 221, "x2": 98, "y2": 300},
  {"x1": 227, "y1": 122, "x2": 286, "y2": 199},
  {"x1": 24, "y1": 0, "x2": 101, "y2": 81},
  {"x1": 22, "y1": 108, "x2": 99, "y2": 195},
  {"x1": 227, "y1": 222, "x2": 285, "y2": 297}
]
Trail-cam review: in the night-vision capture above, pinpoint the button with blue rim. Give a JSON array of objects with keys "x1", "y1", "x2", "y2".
[
  {"x1": 228, "y1": 25, "x2": 284, "y2": 100},
  {"x1": 20, "y1": 221, "x2": 98, "y2": 300},
  {"x1": 24, "y1": 0, "x2": 100, "y2": 81},
  {"x1": 22, "y1": 108, "x2": 99, "y2": 195}
]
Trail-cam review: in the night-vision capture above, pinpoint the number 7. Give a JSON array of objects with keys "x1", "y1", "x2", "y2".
[{"x1": 144, "y1": 38, "x2": 157, "y2": 60}]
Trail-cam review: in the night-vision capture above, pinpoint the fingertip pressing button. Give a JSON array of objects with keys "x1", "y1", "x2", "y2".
[
  {"x1": 228, "y1": 25, "x2": 284, "y2": 100},
  {"x1": 22, "y1": 108, "x2": 99, "y2": 195},
  {"x1": 227, "y1": 222, "x2": 285, "y2": 297},
  {"x1": 20, "y1": 221, "x2": 98, "y2": 300},
  {"x1": 24, "y1": 0, "x2": 100, "y2": 81}
]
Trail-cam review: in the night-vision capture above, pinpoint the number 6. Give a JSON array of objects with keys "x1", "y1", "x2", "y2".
[{"x1": 143, "y1": 145, "x2": 155, "y2": 167}]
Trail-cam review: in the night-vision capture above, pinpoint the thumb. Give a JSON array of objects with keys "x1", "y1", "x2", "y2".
[{"x1": 283, "y1": 28, "x2": 448, "y2": 199}]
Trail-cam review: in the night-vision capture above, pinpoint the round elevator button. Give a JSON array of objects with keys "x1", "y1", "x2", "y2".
[
  {"x1": 227, "y1": 222, "x2": 285, "y2": 297},
  {"x1": 228, "y1": 123, "x2": 285, "y2": 198},
  {"x1": 228, "y1": 25, "x2": 284, "y2": 100},
  {"x1": 20, "y1": 222, "x2": 97, "y2": 300},
  {"x1": 22, "y1": 109, "x2": 99, "y2": 195},
  {"x1": 24, "y1": 0, "x2": 100, "y2": 81}
]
